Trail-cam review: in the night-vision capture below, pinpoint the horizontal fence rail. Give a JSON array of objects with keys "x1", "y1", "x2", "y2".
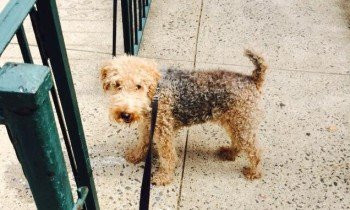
[{"x1": 0, "y1": 0, "x2": 36, "y2": 55}]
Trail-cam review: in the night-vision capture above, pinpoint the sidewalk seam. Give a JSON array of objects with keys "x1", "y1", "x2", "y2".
[
  {"x1": 177, "y1": 129, "x2": 189, "y2": 210},
  {"x1": 7, "y1": 46, "x2": 349, "y2": 76},
  {"x1": 193, "y1": 0, "x2": 204, "y2": 69}
]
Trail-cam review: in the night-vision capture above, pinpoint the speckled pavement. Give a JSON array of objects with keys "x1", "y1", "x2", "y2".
[{"x1": 0, "y1": 0, "x2": 349, "y2": 209}]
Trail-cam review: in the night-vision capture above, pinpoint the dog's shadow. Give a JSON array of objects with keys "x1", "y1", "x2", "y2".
[{"x1": 174, "y1": 144, "x2": 247, "y2": 177}]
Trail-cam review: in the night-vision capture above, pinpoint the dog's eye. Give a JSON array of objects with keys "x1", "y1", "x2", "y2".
[{"x1": 136, "y1": 85, "x2": 142, "y2": 90}]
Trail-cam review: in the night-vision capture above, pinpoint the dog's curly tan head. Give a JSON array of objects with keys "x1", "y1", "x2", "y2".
[{"x1": 100, "y1": 55, "x2": 160, "y2": 124}]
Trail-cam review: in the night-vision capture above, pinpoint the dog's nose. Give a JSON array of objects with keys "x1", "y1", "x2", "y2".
[{"x1": 120, "y1": 112, "x2": 132, "y2": 122}]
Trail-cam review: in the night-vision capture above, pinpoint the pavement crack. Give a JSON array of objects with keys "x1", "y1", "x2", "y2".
[
  {"x1": 193, "y1": 0, "x2": 204, "y2": 69},
  {"x1": 177, "y1": 129, "x2": 189, "y2": 210}
]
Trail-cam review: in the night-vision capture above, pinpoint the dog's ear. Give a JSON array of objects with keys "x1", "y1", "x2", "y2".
[
  {"x1": 100, "y1": 67, "x2": 111, "y2": 81},
  {"x1": 100, "y1": 60, "x2": 116, "y2": 80},
  {"x1": 99, "y1": 60, "x2": 118, "y2": 92}
]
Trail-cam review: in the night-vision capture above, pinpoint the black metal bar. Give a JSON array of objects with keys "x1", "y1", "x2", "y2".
[
  {"x1": 142, "y1": 0, "x2": 146, "y2": 18},
  {"x1": 29, "y1": 8, "x2": 79, "y2": 181},
  {"x1": 16, "y1": 24, "x2": 33, "y2": 63},
  {"x1": 128, "y1": 0, "x2": 135, "y2": 54},
  {"x1": 112, "y1": 0, "x2": 117, "y2": 56},
  {"x1": 29, "y1": 9, "x2": 48, "y2": 65},
  {"x1": 121, "y1": 0, "x2": 134, "y2": 54},
  {"x1": 133, "y1": 0, "x2": 138, "y2": 45},
  {"x1": 35, "y1": 0, "x2": 100, "y2": 209},
  {"x1": 138, "y1": 0, "x2": 143, "y2": 30},
  {"x1": 120, "y1": 0, "x2": 152, "y2": 55}
]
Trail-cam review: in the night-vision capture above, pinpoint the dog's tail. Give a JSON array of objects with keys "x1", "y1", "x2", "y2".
[{"x1": 245, "y1": 49, "x2": 268, "y2": 91}]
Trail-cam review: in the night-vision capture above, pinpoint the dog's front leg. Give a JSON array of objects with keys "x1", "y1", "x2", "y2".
[
  {"x1": 152, "y1": 126, "x2": 177, "y2": 185},
  {"x1": 151, "y1": 106, "x2": 178, "y2": 185},
  {"x1": 125, "y1": 122, "x2": 150, "y2": 164}
]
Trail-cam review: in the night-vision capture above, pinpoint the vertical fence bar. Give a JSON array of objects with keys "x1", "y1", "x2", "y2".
[
  {"x1": 133, "y1": 0, "x2": 138, "y2": 45},
  {"x1": 142, "y1": 0, "x2": 146, "y2": 18},
  {"x1": 128, "y1": 0, "x2": 134, "y2": 51},
  {"x1": 145, "y1": 0, "x2": 151, "y2": 17},
  {"x1": 0, "y1": 63, "x2": 74, "y2": 210},
  {"x1": 120, "y1": 0, "x2": 152, "y2": 55},
  {"x1": 112, "y1": 0, "x2": 117, "y2": 56},
  {"x1": 138, "y1": 0, "x2": 143, "y2": 30},
  {"x1": 29, "y1": 8, "x2": 79, "y2": 182},
  {"x1": 121, "y1": 0, "x2": 134, "y2": 54},
  {"x1": 16, "y1": 25, "x2": 33, "y2": 64},
  {"x1": 29, "y1": 9, "x2": 48, "y2": 66},
  {"x1": 35, "y1": 0, "x2": 100, "y2": 209}
]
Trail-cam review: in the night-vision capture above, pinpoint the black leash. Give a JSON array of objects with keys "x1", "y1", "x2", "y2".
[
  {"x1": 139, "y1": 93, "x2": 159, "y2": 210},
  {"x1": 112, "y1": 0, "x2": 117, "y2": 56}
]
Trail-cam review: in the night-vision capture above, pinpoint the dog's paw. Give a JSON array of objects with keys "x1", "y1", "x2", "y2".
[
  {"x1": 151, "y1": 171, "x2": 173, "y2": 186},
  {"x1": 242, "y1": 167, "x2": 261, "y2": 180},
  {"x1": 125, "y1": 148, "x2": 144, "y2": 164},
  {"x1": 217, "y1": 147, "x2": 239, "y2": 161}
]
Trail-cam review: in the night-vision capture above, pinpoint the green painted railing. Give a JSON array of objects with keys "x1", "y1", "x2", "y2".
[
  {"x1": 0, "y1": 0, "x2": 36, "y2": 54},
  {"x1": 0, "y1": 0, "x2": 99, "y2": 209},
  {"x1": 0, "y1": 63, "x2": 74, "y2": 210},
  {"x1": 114, "y1": 0, "x2": 152, "y2": 55},
  {"x1": 1, "y1": 0, "x2": 153, "y2": 209}
]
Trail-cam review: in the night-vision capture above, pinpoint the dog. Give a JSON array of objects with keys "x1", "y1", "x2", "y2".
[{"x1": 100, "y1": 50, "x2": 268, "y2": 185}]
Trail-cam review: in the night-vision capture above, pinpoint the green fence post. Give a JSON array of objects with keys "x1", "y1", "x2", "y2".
[
  {"x1": 0, "y1": 63, "x2": 74, "y2": 210},
  {"x1": 34, "y1": 0, "x2": 100, "y2": 209}
]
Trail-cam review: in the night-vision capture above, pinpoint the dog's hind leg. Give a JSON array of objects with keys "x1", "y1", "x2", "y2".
[
  {"x1": 217, "y1": 121, "x2": 243, "y2": 161},
  {"x1": 219, "y1": 110, "x2": 262, "y2": 179}
]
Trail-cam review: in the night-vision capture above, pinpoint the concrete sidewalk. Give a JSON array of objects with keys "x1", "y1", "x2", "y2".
[{"x1": 0, "y1": 0, "x2": 349, "y2": 209}]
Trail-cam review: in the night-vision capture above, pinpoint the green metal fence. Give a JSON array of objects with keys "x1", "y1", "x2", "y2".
[
  {"x1": 0, "y1": 0, "x2": 152, "y2": 209},
  {"x1": 113, "y1": 0, "x2": 152, "y2": 55},
  {"x1": 0, "y1": 0, "x2": 99, "y2": 209}
]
